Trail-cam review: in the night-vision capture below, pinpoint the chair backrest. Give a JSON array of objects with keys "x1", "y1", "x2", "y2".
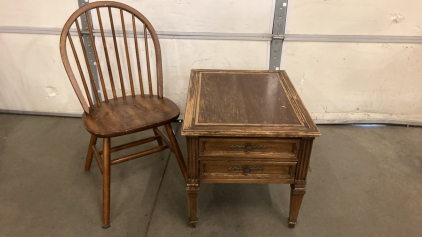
[{"x1": 60, "y1": 1, "x2": 163, "y2": 114}]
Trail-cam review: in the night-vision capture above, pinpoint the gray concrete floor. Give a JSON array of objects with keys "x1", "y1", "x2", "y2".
[{"x1": 0, "y1": 114, "x2": 421, "y2": 237}]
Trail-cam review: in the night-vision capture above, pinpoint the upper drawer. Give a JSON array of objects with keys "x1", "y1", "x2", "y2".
[{"x1": 199, "y1": 137, "x2": 300, "y2": 160}]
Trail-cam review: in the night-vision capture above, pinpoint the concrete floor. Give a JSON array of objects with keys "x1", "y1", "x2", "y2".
[{"x1": 0, "y1": 114, "x2": 421, "y2": 237}]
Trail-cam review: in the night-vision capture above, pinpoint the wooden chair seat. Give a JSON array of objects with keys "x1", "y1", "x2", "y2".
[{"x1": 83, "y1": 95, "x2": 179, "y2": 137}]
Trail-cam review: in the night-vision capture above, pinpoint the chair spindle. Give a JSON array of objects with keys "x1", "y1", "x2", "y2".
[
  {"x1": 75, "y1": 19, "x2": 101, "y2": 105},
  {"x1": 144, "y1": 24, "x2": 153, "y2": 97},
  {"x1": 120, "y1": 9, "x2": 135, "y2": 97},
  {"x1": 132, "y1": 15, "x2": 144, "y2": 97},
  {"x1": 67, "y1": 33, "x2": 94, "y2": 107},
  {"x1": 108, "y1": 7, "x2": 126, "y2": 98},
  {"x1": 85, "y1": 11, "x2": 109, "y2": 103},
  {"x1": 96, "y1": 7, "x2": 117, "y2": 100}
]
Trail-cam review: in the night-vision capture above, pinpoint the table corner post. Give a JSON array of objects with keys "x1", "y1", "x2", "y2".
[
  {"x1": 186, "y1": 136, "x2": 200, "y2": 227},
  {"x1": 289, "y1": 137, "x2": 314, "y2": 227}
]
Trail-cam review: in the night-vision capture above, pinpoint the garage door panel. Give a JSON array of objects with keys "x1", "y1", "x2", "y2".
[
  {"x1": 283, "y1": 41, "x2": 422, "y2": 122},
  {"x1": 287, "y1": 0, "x2": 422, "y2": 36},
  {"x1": 91, "y1": 0, "x2": 274, "y2": 34}
]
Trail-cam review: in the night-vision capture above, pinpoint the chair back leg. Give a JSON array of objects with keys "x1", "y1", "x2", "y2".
[
  {"x1": 153, "y1": 128, "x2": 164, "y2": 146},
  {"x1": 165, "y1": 124, "x2": 187, "y2": 182},
  {"x1": 85, "y1": 135, "x2": 98, "y2": 171}
]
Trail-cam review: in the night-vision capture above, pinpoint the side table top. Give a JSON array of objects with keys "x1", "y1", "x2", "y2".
[{"x1": 181, "y1": 69, "x2": 320, "y2": 138}]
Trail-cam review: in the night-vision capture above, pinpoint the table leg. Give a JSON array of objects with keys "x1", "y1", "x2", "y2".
[
  {"x1": 289, "y1": 183, "x2": 306, "y2": 228},
  {"x1": 186, "y1": 136, "x2": 199, "y2": 227},
  {"x1": 289, "y1": 138, "x2": 314, "y2": 228},
  {"x1": 187, "y1": 185, "x2": 199, "y2": 227}
]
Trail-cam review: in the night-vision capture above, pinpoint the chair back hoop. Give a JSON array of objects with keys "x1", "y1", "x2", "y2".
[{"x1": 59, "y1": 1, "x2": 163, "y2": 114}]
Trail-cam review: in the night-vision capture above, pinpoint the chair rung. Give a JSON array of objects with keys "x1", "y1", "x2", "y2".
[
  {"x1": 100, "y1": 135, "x2": 160, "y2": 154},
  {"x1": 92, "y1": 145, "x2": 104, "y2": 174},
  {"x1": 153, "y1": 128, "x2": 173, "y2": 151},
  {"x1": 110, "y1": 145, "x2": 169, "y2": 165}
]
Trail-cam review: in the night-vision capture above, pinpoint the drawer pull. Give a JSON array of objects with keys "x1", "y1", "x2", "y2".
[
  {"x1": 229, "y1": 144, "x2": 268, "y2": 152},
  {"x1": 229, "y1": 166, "x2": 265, "y2": 174}
]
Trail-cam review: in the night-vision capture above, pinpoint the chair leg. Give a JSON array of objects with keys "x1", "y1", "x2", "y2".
[
  {"x1": 164, "y1": 123, "x2": 187, "y2": 183},
  {"x1": 153, "y1": 128, "x2": 164, "y2": 146},
  {"x1": 102, "y1": 137, "x2": 111, "y2": 229},
  {"x1": 85, "y1": 135, "x2": 97, "y2": 171}
]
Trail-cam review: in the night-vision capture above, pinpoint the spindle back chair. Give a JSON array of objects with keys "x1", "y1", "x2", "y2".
[{"x1": 59, "y1": 1, "x2": 187, "y2": 228}]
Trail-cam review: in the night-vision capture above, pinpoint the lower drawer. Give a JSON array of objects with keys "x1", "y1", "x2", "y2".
[{"x1": 199, "y1": 160, "x2": 296, "y2": 184}]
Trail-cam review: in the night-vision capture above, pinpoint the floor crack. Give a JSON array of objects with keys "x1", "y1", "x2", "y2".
[{"x1": 144, "y1": 122, "x2": 181, "y2": 237}]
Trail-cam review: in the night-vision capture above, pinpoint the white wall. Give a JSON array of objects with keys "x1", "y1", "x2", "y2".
[
  {"x1": 0, "y1": 0, "x2": 272, "y2": 115},
  {"x1": 0, "y1": 0, "x2": 80, "y2": 113},
  {"x1": 283, "y1": 42, "x2": 422, "y2": 123},
  {"x1": 283, "y1": 0, "x2": 422, "y2": 124},
  {"x1": 0, "y1": 34, "x2": 82, "y2": 113},
  {"x1": 91, "y1": 0, "x2": 274, "y2": 33},
  {"x1": 0, "y1": 0, "x2": 421, "y2": 124},
  {"x1": 0, "y1": 0, "x2": 77, "y2": 27},
  {"x1": 286, "y1": 0, "x2": 422, "y2": 36}
]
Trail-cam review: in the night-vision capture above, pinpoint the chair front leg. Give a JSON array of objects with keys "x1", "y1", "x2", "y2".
[
  {"x1": 164, "y1": 123, "x2": 187, "y2": 183},
  {"x1": 85, "y1": 135, "x2": 97, "y2": 171},
  {"x1": 102, "y1": 137, "x2": 111, "y2": 228}
]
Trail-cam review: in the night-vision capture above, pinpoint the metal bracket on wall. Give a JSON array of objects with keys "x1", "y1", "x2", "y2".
[
  {"x1": 269, "y1": 0, "x2": 288, "y2": 70},
  {"x1": 77, "y1": 0, "x2": 102, "y2": 103}
]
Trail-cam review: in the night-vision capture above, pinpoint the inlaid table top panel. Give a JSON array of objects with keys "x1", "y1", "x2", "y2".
[
  {"x1": 182, "y1": 70, "x2": 320, "y2": 137},
  {"x1": 198, "y1": 72, "x2": 301, "y2": 125}
]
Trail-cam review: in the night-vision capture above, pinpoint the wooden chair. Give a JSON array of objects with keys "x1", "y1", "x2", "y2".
[{"x1": 59, "y1": 1, "x2": 187, "y2": 228}]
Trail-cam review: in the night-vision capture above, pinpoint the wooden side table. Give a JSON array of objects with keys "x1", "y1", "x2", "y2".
[{"x1": 181, "y1": 70, "x2": 321, "y2": 227}]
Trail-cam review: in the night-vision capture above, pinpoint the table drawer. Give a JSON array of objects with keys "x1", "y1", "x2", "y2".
[
  {"x1": 199, "y1": 160, "x2": 296, "y2": 184},
  {"x1": 199, "y1": 137, "x2": 300, "y2": 160}
]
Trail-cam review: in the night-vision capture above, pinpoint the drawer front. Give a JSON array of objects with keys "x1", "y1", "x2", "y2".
[
  {"x1": 199, "y1": 160, "x2": 296, "y2": 184},
  {"x1": 199, "y1": 137, "x2": 300, "y2": 160}
]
